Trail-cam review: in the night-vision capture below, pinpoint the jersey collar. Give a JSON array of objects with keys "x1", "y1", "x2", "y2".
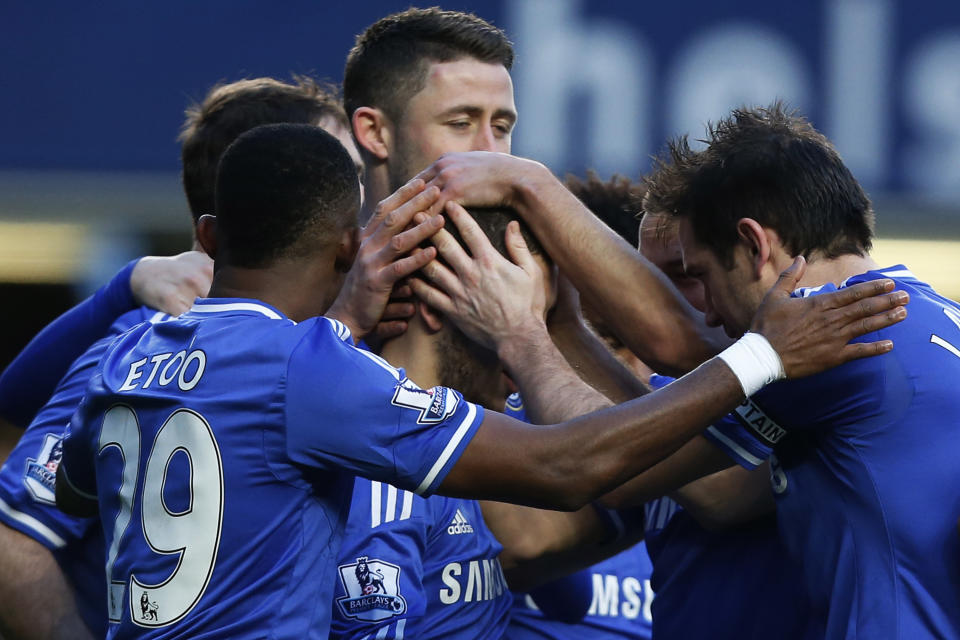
[{"x1": 186, "y1": 298, "x2": 291, "y2": 321}]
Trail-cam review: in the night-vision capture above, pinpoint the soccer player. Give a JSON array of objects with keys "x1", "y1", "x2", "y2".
[
  {"x1": 331, "y1": 208, "x2": 545, "y2": 640},
  {"x1": 344, "y1": 7, "x2": 516, "y2": 226},
  {"x1": 413, "y1": 104, "x2": 958, "y2": 638},
  {"x1": 57, "y1": 120, "x2": 906, "y2": 639},
  {"x1": 0, "y1": 76, "x2": 414, "y2": 640},
  {"x1": 338, "y1": 13, "x2": 648, "y2": 638},
  {"x1": 624, "y1": 163, "x2": 815, "y2": 639},
  {"x1": 655, "y1": 105, "x2": 960, "y2": 638}
]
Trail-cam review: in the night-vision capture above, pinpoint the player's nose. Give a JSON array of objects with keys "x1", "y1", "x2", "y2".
[
  {"x1": 703, "y1": 299, "x2": 723, "y2": 328},
  {"x1": 471, "y1": 125, "x2": 497, "y2": 152}
]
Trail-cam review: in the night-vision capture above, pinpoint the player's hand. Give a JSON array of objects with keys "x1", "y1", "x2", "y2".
[
  {"x1": 415, "y1": 151, "x2": 545, "y2": 210},
  {"x1": 130, "y1": 251, "x2": 213, "y2": 316},
  {"x1": 326, "y1": 178, "x2": 445, "y2": 340},
  {"x1": 410, "y1": 201, "x2": 548, "y2": 354},
  {"x1": 750, "y1": 257, "x2": 909, "y2": 378}
]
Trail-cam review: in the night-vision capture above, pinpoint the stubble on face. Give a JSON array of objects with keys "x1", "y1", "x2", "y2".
[
  {"x1": 386, "y1": 58, "x2": 516, "y2": 191},
  {"x1": 677, "y1": 218, "x2": 765, "y2": 339}
]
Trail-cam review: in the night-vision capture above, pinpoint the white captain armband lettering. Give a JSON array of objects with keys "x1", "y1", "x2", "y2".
[{"x1": 717, "y1": 332, "x2": 785, "y2": 397}]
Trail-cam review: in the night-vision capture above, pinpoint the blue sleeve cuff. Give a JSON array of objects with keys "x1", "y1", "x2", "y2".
[{"x1": 98, "y1": 258, "x2": 139, "y2": 317}]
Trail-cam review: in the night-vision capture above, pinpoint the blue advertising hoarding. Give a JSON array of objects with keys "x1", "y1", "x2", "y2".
[{"x1": 0, "y1": 0, "x2": 958, "y2": 200}]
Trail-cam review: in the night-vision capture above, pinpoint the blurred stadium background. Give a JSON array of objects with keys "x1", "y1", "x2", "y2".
[{"x1": 1, "y1": 0, "x2": 957, "y2": 368}]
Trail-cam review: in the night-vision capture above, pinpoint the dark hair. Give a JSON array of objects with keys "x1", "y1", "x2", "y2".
[
  {"x1": 435, "y1": 206, "x2": 547, "y2": 405},
  {"x1": 444, "y1": 206, "x2": 546, "y2": 261},
  {"x1": 667, "y1": 101, "x2": 874, "y2": 267},
  {"x1": 214, "y1": 123, "x2": 360, "y2": 268},
  {"x1": 641, "y1": 136, "x2": 703, "y2": 241},
  {"x1": 344, "y1": 7, "x2": 514, "y2": 123},
  {"x1": 180, "y1": 76, "x2": 347, "y2": 222},
  {"x1": 565, "y1": 171, "x2": 646, "y2": 247}
]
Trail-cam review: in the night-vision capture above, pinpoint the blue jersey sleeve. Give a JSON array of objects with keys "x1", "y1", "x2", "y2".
[
  {"x1": 0, "y1": 259, "x2": 139, "y2": 428},
  {"x1": 650, "y1": 374, "x2": 774, "y2": 469},
  {"x1": 330, "y1": 479, "x2": 431, "y2": 640},
  {"x1": 0, "y1": 307, "x2": 165, "y2": 551},
  {"x1": 526, "y1": 570, "x2": 593, "y2": 623},
  {"x1": 285, "y1": 319, "x2": 484, "y2": 497}
]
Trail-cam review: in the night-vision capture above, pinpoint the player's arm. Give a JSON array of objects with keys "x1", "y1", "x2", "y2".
[
  {"x1": 483, "y1": 499, "x2": 644, "y2": 592},
  {"x1": 0, "y1": 252, "x2": 211, "y2": 429},
  {"x1": 546, "y1": 274, "x2": 650, "y2": 403},
  {"x1": 417, "y1": 152, "x2": 723, "y2": 376},
  {"x1": 671, "y1": 464, "x2": 775, "y2": 531},
  {"x1": 0, "y1": 525, "x2": 95, "y2": 640},
  {"x1": 417, "y1": 206, "x2": 908, "y2": 509}
]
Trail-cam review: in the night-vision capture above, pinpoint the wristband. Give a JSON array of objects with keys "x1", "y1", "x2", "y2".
[{"x1": 717, "y1": 332, "x2": 785, "y2": 397}]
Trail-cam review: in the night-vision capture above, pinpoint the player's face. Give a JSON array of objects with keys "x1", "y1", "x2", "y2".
[
  {"x1": 638, "y1": 213, "x2": 707, "y2": 312},
  {"x1": 677, "y1": 218, "x2": 764, "y2": 339},
  {"x1": 388, "y1": 58, "x2": 516, "y2": 190}
]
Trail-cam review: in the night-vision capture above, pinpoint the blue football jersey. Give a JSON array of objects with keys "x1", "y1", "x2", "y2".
[
  {"x1": 643, "y1": 497, "x2": 817, "y2": 639},
  {"x1": 502, "y1": 394, "x2": 654, "y2": 640},
  {"x1": 59, "y1": 298, "x2": 484, "y2": 639},
  {"x1": 0, "y1": 306, "x2": 167, "y2": 637},
  {"x1": 507, "y1": 546, "x2": 654, "y2": 639},
  {"x1": 725, "y1": 266, "x2": 960, "y2": 639},
  {"x1": 588, "y1": 374, "x2": 814, "y2": 639},
  {"x1": 330, "y1": 479, "x2": 510, "y2": 639}
]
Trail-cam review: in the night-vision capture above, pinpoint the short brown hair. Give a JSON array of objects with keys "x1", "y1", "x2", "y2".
[
  {"x1": 667, "y1": 101, "x2": 874, "y2": 266},
  {"x1": 344, "y1": 7, "x2": 513, "y2": 124},
  {"x1": 179, "y1": 76, "x2": 347, "y2": 221},
  {"x1": 565, "y1": 171, "x2": 645, "y2": 247}
]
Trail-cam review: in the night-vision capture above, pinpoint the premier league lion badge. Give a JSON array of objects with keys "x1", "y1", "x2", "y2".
[
  {"x1": 23, "y1": 434, "x2": 63, "y2": 504},
  {"x1": 337, "y1": 556, "x2": 407, "y2": 622}
]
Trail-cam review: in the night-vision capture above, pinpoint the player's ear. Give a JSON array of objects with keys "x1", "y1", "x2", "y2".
[
  {"x1": 196, "y1": 215, "x2": 218, "y2": 259},
  {"x1": 415, "y1": 299, "x2": 444, "y2": 334},
  {"x1": 335, "y1": 226, "x2": 360, "y2": 273},
  {"x1": 736, "y1": 217, "x2": 771, "y2": 278},
  {"x1": 352, "y1": 107, "x2": 392, "y2": 161}
]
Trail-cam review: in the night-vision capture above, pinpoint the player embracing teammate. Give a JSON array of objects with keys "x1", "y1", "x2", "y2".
[{"x1": 0, "y1": 6, "x2": 954, "y2": 640}]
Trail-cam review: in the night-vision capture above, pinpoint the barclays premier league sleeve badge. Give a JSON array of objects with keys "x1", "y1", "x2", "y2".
[
  {"x1": 23, "y1": 434, "x2": 64, "y2": 504},
  {"x1": 336, "y1": 557, "x2": 408, "y2": 622}
]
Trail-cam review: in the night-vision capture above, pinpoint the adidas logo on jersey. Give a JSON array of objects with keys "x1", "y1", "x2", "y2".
[{"x1": 447, "y1": 509, "x2": 474, "y2": 535}]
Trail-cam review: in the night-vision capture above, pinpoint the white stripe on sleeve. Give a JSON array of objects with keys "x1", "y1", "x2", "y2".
[
  {"x1": 705, "y1": 425, "x2": 767, "y2": 467},
  {"x1": 0, "y1": 496, "x2": 66, "y2": 548},
  {"x1": 370, "y1": 481, "x2": 382, "y2": 528},
  {"x1": 415, "y1": 403, "x2": 478, "y2": 495}
]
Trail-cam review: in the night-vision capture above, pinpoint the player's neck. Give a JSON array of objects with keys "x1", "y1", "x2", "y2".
[
  {"x1": 206, "y1": 257, "x2": 340, "y2": 322},
  {"x1": 358, "y1": 164, "x2": 392, "y2": 227},
  {"x1": 793, "y1": 252, "x2": 881, "y2": 288},
  {"x1": 379, "y1": 321, "x2": 443, "y2": 390}
]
